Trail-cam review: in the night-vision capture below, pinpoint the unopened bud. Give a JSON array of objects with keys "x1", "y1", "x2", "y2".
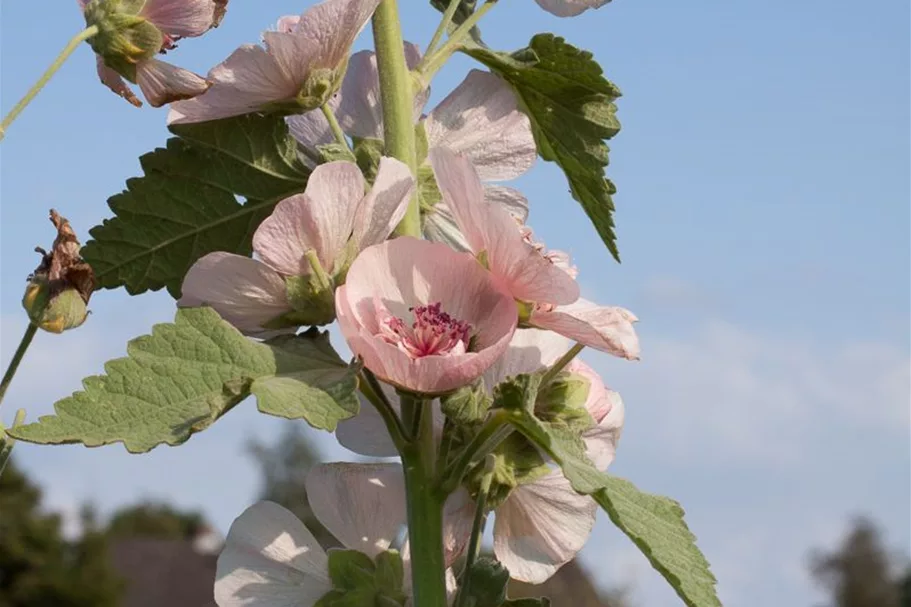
[
  {"x1": 22, "y1": 210, "x2": 96, "y2": 334},
  {"x1": 535, "y1": 371, "x2": 595, "y2": 432},
  {"x1": 83, "y1": 0, "x2": 164, "y2": 80}
]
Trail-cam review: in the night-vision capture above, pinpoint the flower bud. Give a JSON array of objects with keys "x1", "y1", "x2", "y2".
[
  {"x1": 535, "y1": 371, "x2": 596, "y2": 433},
  {"x1": 84, "y1": 0, "x2": 164, "y2": 80},
  {"x1": 22, "y1": 210, "x2": 95, "y2": 334}
]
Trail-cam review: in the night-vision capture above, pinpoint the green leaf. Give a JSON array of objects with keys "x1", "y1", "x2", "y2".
[
  {"x1": 328, "y1": 549, "x2": 376, "y2": 589},
  {"x1": 7, "y1": 308, "x2": 358, "y2": 453},
  {"x1": 460, "y1": 556, "x2": 509, "y2": 607},
  {"x1": 83, "y1": 114, "x2": 311, "y2": 297},
  {"x1": 466, "y1": 34, "x2": 623, "y2": 261},
  {"x1": 441, "y1": 380, "x2": 491, "y2": 425},
  {"x1": 594, "y1": 477, "x2": 721, "y2": 607}
]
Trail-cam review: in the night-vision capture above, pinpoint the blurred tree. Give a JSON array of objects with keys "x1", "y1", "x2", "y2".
[
  {"x1": 810, "y1": 516, "x2": 904, "y2": 607},
  {"x1": 0, "y1": 459, "x2": 124, "y2": 607},
  {"x1": 106, "y1": 501, "x2": 206, "y2": 540},
  {"x1": 247, "y1": 423, "x2": 338, "y2": 548}
]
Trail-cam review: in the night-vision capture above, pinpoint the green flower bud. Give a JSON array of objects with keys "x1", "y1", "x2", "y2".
[
  {"x1": 466, "y1": 433, "x2": 549, "y2": 509},
  {"x1": 264, "y1": 250, "x2": 336, "y2": 329},
  {"x1": 535, "y1": 371, "x2": 596, "y2": 433},
  {"x1": 22, "y1": 210, "x2": 95, "y2": 334},
  {"x1": 83, "y1": 0, "x2": 164, "y2": 80}
]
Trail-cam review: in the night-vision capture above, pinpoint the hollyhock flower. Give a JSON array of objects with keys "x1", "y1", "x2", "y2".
[
  {"x1": 80, "y1": 0, "x2": 222, "y2": 107},
  {"x1": 215, "y1": 496, "x2": 459, "y2": 606},
  {"x1": 168, "y1": 0, "x2": 381, "y2": 124},
  {"x1": 535, "y1": 0, "x2": 610, "y2": 17},
  {"x1": 178, "y1": 157, "x2": 413, "y2": 334},
  {"x1": 286, "y1": 56, "x2": 534, "y2": 246},
  {"x1": 335, "y1": 237, "x2": 517, "y2": 394},
  {"x1": 429, "y1": 147, "x2": 640, "y2": 359}
]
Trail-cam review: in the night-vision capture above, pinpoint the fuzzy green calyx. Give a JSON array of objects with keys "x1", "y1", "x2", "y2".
[
  {"x1": 535, "y1": 371, "x2": 595, "y2": 433},
  {"x1": 316, "y1": 549, "x2": 407, "y2": 607},
  {"x1": 23, "y1": 279, "x2": 89, "y2": 334},
  {"x1": 265, "y1": 67, "x2": 347, "y2": 115},
  {"x1": 467, "y1": 432, "x2": 549, "y2": 509},
  {"x1": 83, "y1": 0, "x2": 163, "y2": 80}
]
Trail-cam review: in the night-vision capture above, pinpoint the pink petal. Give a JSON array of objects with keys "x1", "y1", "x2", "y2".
[
  {"x1": 140, "y1": 0, "x2": 217, "y2": 37},
  {"x1": 531, "y1": 299, "x2": 640, "y2": 359},
  {"x1": 336, "y1": 394, "x2": 400, "y2": 457},
  {"x1": 285, "y1": 94, "x2": 340, "y2": 162},
  {"x1": 135, "y1": 59, "x2": 208, "y2": 107},
  {"x1": 493, "y1": 470, "x2": 597, "y2": 584},
  {"x1": 534, "y1": 0, "x2": 610, "y2": 17},
  {"x1": 424, "y1": 186, "x2": 529, "y2": 252},
  {"x1": 567, "y1": 359, "x2": 625, "y2": 469},
  {"x1": 483, "y1": 328, "x2": 571, "y2": 388},
  {"x1": 215, "y1": 501, "x2": 330, "y2": 607},
  {"x1": 335, "y1": 238, "x2": 517, "y2": 394},
  {"x1": 294, "y1": 0, "x2": 382, "y2": 72},
  {"x1": 305, "y1": 463, "x2": 406, "y2": 558},
  {"x1": 424, "y1": 70, "x2": 535, "y2": 181},
  {"x1": 95, "y1": 55, "x2": 141, "y2": 107},
  {"x1": 178, "y1": 252, "x2": 291, "y2": 335},
  {"x1": 276, "y1": 14, "x2": 301, "y2": 33},
  {"x1": 338, "y1": 43, "x2": 427, "y2": 139},
  {"x1": 351, "y1": 157, "x2": 415, "y2": 250},
  {"x1": 261, "y1": 30, "x2": 318, "y2": 86},
  {"x1": 168, "y1": 44, "x2": 294, "y2": 124},
  {"x1": 484, "y1": 186, "x2": 529, "y2": 223},
  {"x1": 429, "y1": 148, "x2": 579, "y2": 306}
]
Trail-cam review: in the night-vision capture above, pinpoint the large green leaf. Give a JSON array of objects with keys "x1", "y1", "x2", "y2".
[
  {"x1": 594, "y1": 478, "x2": 721, "y2": 607},
  {"x1": 82, "y1": 115, "x2": 310, "y2": 298},
  {"x1": 466, "y1": 34, "x2": 623, "y2": 261},
  {"x1": 7, "y1": 308, "x2": 358, "y2": 453}
]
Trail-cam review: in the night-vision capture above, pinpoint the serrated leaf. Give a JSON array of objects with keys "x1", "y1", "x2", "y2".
[
  {"x1": 466, "y1": 34, "x2": 623, "y2": 261},
  {"x1": 83, "y1": 114, "x2": 310, "y2": 297},
  {"x1": 594, "y1": 477, "x2": 721, "y2": 607},
  {"x1": 7, "y1": 308, "x2": 358, "y2": 453}
]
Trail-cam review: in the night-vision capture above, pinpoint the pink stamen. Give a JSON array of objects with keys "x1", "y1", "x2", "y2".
[{"x1": 379, "y1": 302, "x2": 473, "y2": 359}]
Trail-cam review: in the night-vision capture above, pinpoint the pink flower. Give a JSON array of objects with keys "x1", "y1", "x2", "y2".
[
  {"x1": 81, "y1": 0, "x2": 221, "y2": 107},
  {"x1": 335, "y1": 237, "x2": 518, "y2": 394},
  {"x1": 178, "y1": 158, "x2": 413, "y2": 335},
  {"x1": 534, "y1": 0, "x2": 610, "y2": 17},
  {"x1": 429, "y1": 147, "x2": 640, "y2": 359},
  {"x1": 168, "y1": 0, "x2": 381, "y2": 124}
]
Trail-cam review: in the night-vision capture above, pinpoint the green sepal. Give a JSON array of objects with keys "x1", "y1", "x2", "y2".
[
  {"x1": 504, "y1": 598, "x2": 551, "y2": 607},
  {"x1": 441, "y1": 380, "x2": 491, "y2": 425},
  {"x1": 459, "y1": 557, "x2": 509, "y2": 607},
  {"x1": 352, "y1": 137, "x2": 385, "y2": 184},
  {"x1": 374, "y1": 550, "x2": 407, "y2": 601},
  {"x1": 316, "y1": 550, "x2": 407, "y2": 607},
  {"x1": 318, "y1": 143, "x2": 358, "y2": 164},
  {"x1": 84, "y1": 0, "x2": 163, "y2": 71},
  {"x1": 328, "y1": 549, "x2": 376, "y2": 589},
  {"x1": 478, "y1": 432, "x2": 549, "y2": 509},
  {"x1": 535, "y1": 372, "x2": 595, "y2": 433}
]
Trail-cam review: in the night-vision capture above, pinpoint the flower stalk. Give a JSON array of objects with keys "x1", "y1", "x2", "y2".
[
  {"x1": 0, "y1": 26, "x2": 99, "y2": 142},
  {"x1": 418, "y1": 0, "x2": 498, "y2": 81},
  {"x1": 455, "y1": 454, "x2": 495, "y2": 607},
  {"x1": 321, "y1": 102, "x2": 351, "y2": 151},
  {"x1": 425, "y1": 0, "x2": 461, "y2": 57},
  {"x1": 0, "y1": 323, "x2": 38, "y2": 409},
  {"x1": 371, "y1": 0, "x2": 420, "y2": 237},
  {"x1": 540, "y1": 342, "x2": 585, "y2": 386},
  {"x1": 438, "y1": 409, "x2": 513, "y2": 495}
]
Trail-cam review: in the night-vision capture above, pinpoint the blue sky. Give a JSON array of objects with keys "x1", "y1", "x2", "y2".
[{"x1": 2, "y1": 1, "x2": 908, "y2": 605}]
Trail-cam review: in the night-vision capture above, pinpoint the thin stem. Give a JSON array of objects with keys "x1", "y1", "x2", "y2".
[
  {"x1": 0, "y1": 323, "x2": 39, "y2": 409},
  {"x1": 418, "y1": 0, "x2": 498, "y2": 81},
  {"x1": 371, "y1": 0, "x2": 420, "y2": 237},
  {"x1": 425, "y1": 0, "x2": 461, "y2": 57},
  {"x1": 401, "y1": 395, "x2": 447, "y2": 606},
  {"x1": 359, "y1": 369, "x2": 408, "y2": 453},
  {"x1": 0, "y1": 25, "x2": 99, "y2": 142},
  {"x1": 0, "y1": 409, "x2": 26, "y2": 478},
  {"x1": 455, "y1": 455, "x2": 495, "y2": 607},
  {"x1": 436, "y1": 418, "x2": 455, "y2": 471},
  {"x1": 540, "y1": 342, "x2": 585, "y2": 386},
  {"x1": 438, "y1": 409, "x2": 513, "y2": 495},
  {"x1": 320, "y1": 103, "x2": 351, "y2": 151}
]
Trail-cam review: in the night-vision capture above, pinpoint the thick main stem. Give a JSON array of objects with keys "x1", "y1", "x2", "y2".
[
  {"x1": 371, "y1": 0, "x2": 420, "y2": 237},
  {"x1": 0, "y1": 26, "x2": 99, "y2": 142},
  {"x1": 400, "y1": 396, "x2": 447, "y2": 606},
  {"x1": 0, "y1": 323, "x2": 38, "y2": 409}
]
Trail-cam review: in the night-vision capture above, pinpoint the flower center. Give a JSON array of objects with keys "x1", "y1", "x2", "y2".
[{"x1": 380, "y1": 302, "x2": 472, "y2": 359}]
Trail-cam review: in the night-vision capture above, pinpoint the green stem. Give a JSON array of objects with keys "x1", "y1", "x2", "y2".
[
  {"x1": 320, "y1": 103, "x2": 351, "y2": 151},
  {"x1": 0, "y1": 25, "x2": 99, "y2": 142},
  {"x1": 540, "y1": 342, "x2": 585, "y2": 386},
  {"x1": 400, "y1": 395, "x2": 447, "y2": 606},
  {"x1": 455, "y1": 455, "x2": 495, "y2": 607},
  {"x1": 438, "y1": 409, "x2": 513, "y2": 495},
  {"x1": 358, "y1": 369, "x2": 408, "y2": 453},
  {"x1": 0, "y1": 323, "x2": 38, "y2": 409},
  {"x1": 425, "y1": 0, "x2": 461, "y2": 57},
  {"x1": 371, "y1": 0, "x2": 420, "y2": 237},
  {"x1": 0, "y1": 409, "x2": 26, "y2": 478},
  {"x1": 418, "y1": 0, "x2": 498, "y2": 81}
]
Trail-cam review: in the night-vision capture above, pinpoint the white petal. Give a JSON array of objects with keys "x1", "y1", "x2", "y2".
[
  {"x1": 336, "y1": 394, "x2": 400, "y2": 457},
  {"x1": 534, "y1": 0, "x2": 610, "y2": 17},
  {"x1": 95, "y1": 54, "x2": 141, "y2": 107},
  {"x1": 215, "y1": 501, "x2": 330, "y2": 607},
  {"x1": 295, "y1": 0, "x2": 382, "y2": 72},
  {"x1": 178, "y1": 252, "x2": 291, "y2": 336},
  {"x1": 493, "y1": 471, "x2": 597, "y2": 584},
  {"x1": 276, "y1": 15, "x2": 301, "y2": 33},
  {"x1": 422, "y1": 201, "x2": 470, "y2": 251},
  {"x1": 262, "y1": 30, "x2": 318, "y2": 85},
  {"x1": 583, "y1": 387, "x2": 625, "y2": 469},
  {"x1": 531, "y1": 299, "x2": 640, "y2": 359},
  {"x1": 352, "y1": 157, "x2": 415, "y2": 250},
  {"x1": 136, "y1": 59, "x2": 208, "y2": 108},
  {"x1": 140, "y1": 0, "x2": 216, "y2": 37},
  {"x1": 424, "y1": 70, "x2": 535, "y2": 181},
  {"x1": 302, "y1": 161, "x2": 365, "y2": 271},
  {"x1": 484, "y1": 186, "x2": 529, "y2": 223},
  {"x1": 483, "y1": 329, "x2": 571, "y2": 388},
  {"x1": 305, "y1": 463, "x2": 406, "y2": 557}
]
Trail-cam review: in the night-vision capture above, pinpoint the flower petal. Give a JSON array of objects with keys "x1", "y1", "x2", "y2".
[
  {"x1": 531, "y1": 299, "x2": 640, "y2": 359},
  {"x1": 276, "y1": 14, "x2": 301, "y2": 33},
  {"x1": 285, "y1": 95, "x2": 340, "y2": 162},
  {"x1": 336, "y1": 395, "x2": 400, "y2": 457},
  {"x1": 484, "y1": 186, "x2": 529, "y2": 223},
  {"x1": 424, "y1": 70, "x2": 535, "y2": 181},
  {"x1": 168, "y1": 44, "x2": 294, "y2": 124},
  {"x1": 424, "y1": 186, "x2": 528, "y2": 252},
  {"x1": 483, "y1": 328, "x2": 571, "y2": 388},
  {"x1": 351, "y1": 157, "x2": 415, "y2": 250},
  {"x1": 305, "y1": 463, "x2": 406, "y2": 557},
  {"x1": 429, "y1": 148, "x2": 579, "y2": 305},
  {"x1": 215, "y1": 501, "x2": 330, "y2": 607},
  {"x1": 136, "y1": 59, "x2": 209, "y2": 108},
  {"x1": 338, "y1": 43, "x2": 426, "y2": 139},
  {"x1": 534, "y1": 0, "x2": 610, "y2": 17},
  {"x1": 567, "y1": 359, "x2": 625, "y2": 469},
  {"x1": 493, "y1": 470, "x2": 597, "y2": 584},
  {"x1": 95, "y1": 55, "x2": 141, "y2": 107},
  {"x1": 140, "y1": 0, "x2": 217, "y2": 37},
  {"x1": 294, "y1": 0, "x2": 382, "y2": 72},
  {"x1": 178, "y1": 252, "x2": 291, "y2": 335}
]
